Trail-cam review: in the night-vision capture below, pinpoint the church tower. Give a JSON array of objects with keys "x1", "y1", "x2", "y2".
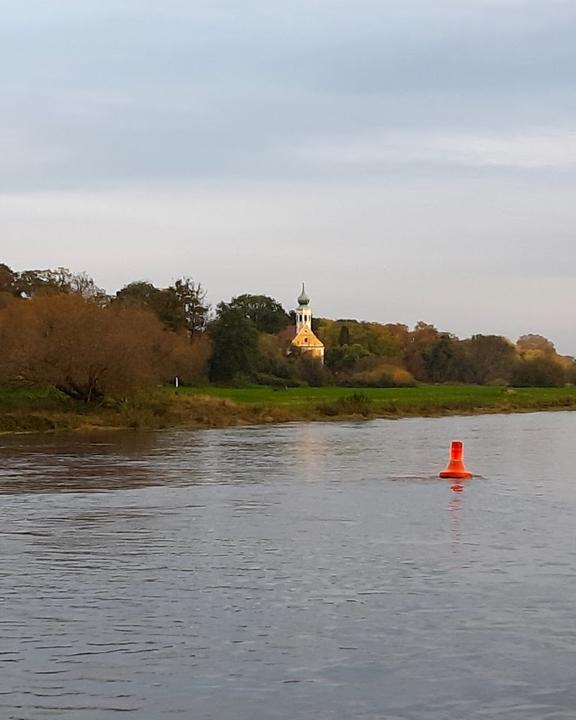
[
  {"x1": 291, "y1": 283, "x2": 325, "y2": 363},
  {"x1": 296, "y1": 283, "x2": 312, "y2": 333}
]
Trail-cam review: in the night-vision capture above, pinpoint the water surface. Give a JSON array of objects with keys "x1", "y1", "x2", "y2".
[{"x1": 1, "y1": 412, "x2": 576, "y2": 719}]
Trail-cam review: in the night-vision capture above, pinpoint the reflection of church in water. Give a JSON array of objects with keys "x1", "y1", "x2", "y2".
[{"x1": 290, "y1": 284, "x2": 325, "y2": 363}]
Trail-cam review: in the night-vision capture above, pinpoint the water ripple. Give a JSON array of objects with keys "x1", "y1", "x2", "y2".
[{"x1": 1, "y1": 417, "x2": 576, "y2": 718}]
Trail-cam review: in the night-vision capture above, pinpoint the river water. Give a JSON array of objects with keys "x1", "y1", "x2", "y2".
[{"x1": 1, "y1": 412, "x2": 576, "y2": 719}]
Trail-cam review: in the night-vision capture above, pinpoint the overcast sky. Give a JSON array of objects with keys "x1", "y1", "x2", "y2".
[{"x1": 2, "y1": 0, "x2": 576, "y2": 352}]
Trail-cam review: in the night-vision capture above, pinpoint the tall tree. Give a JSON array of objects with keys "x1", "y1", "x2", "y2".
[
  {"x1": 171, "y1": 277, "x2": 209, "y2": 336},
  {"x1": 208, "y1": 302, "x2": 259, "y2": 381},
  {"x1": 228, "y1": 294, "x2": 291, "y2": 334}
]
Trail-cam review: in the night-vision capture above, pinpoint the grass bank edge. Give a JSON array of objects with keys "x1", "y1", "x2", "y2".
[{"x1": 2, "y1": 384, "x2": 576, "y2": 434}]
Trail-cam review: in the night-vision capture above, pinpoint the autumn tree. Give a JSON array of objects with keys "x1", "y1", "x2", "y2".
[
  {"x1": 172, "y1": 333, "x2": 212, "y2": 385},
  {"x1": 0, "y1": 294, "x2": 196, "y2": 402},
  {"x1": 404, "y1": 322, "x2": 440, "y2": 380},
  {"x1": 516, "y1": 334, "x2": 556, "y2": 355},
  {"x1": 382, "y1": 323, "x2": 410, "y2": 347}
]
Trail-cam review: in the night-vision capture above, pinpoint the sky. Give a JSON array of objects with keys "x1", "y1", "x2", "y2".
[{"x1": 1, "y1": 0, "x2": 576, "y2": 352}]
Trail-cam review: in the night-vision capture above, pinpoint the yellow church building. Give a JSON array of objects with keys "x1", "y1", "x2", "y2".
[{"x1": 290, "y1": 284, "x2": 325, "y2": 363}]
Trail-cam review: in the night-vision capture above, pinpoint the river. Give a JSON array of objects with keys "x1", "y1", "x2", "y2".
[{"x1": 1, "y1": 412, "x2": 576, "y2": 719}]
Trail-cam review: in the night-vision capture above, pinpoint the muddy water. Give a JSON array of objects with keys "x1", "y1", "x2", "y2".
[{"x1": 1, "y1": 412, "x2": 576, "y2": 719}]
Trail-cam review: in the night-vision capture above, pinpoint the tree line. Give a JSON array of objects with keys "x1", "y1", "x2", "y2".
[{"x1": 1, "y1": 262, "x2": 574, "y2": 402}]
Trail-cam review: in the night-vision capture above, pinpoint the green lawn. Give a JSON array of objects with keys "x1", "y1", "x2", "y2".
[{"x1": 180, "y1": 384, "x2": 576, "y2": 410}]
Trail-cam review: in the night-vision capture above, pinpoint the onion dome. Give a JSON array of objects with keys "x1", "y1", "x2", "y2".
[{"x1": 297, "y1": 283, "x2": 310, "y2": 306}]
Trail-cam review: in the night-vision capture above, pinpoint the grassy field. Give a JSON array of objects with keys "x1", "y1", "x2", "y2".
[
  {"x1": 181, "y1": 384, "x2": 576, "y2": 411},
  {"x1": 2, "y1": 383, "x2": 576, "y2": 434}
]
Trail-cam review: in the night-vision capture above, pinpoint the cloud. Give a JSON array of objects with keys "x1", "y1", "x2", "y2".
[
  {"x1": 295, "y1": 130, "x2": 576, "y2": 170},
  {"x1": 2, "y1": 0, "x2": 576, "y2": 190}
]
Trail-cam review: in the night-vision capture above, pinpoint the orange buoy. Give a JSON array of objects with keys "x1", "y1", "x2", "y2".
[{"x1": 439, "y1": 440, "x2": 473, "y2": 479}]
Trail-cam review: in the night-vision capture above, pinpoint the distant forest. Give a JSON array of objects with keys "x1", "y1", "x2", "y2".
[{"x1": 1, "y1": 262, "x2": 574, "y2": 403}]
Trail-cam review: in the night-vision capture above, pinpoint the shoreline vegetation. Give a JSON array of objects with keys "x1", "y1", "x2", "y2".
[
  {"x1": 2, "y1": 384, "x2": 576, "y2": 435},
  {"x1": 3, "y1": 265, "x2": 576, "y2": 439}
]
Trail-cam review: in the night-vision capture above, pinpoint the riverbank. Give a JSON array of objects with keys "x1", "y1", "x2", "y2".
[{"x1": 2, "y1": 384, "x2": 576, "y2": 434}]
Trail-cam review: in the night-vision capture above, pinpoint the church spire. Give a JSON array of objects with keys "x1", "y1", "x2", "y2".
[{"x1": 297, "y1": 283, "x2": 310, "y2": 307}]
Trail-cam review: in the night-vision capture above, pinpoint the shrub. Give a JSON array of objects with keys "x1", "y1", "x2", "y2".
[{"x1": 344, "y1": 365, "x2": 415, "y2": 388}]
